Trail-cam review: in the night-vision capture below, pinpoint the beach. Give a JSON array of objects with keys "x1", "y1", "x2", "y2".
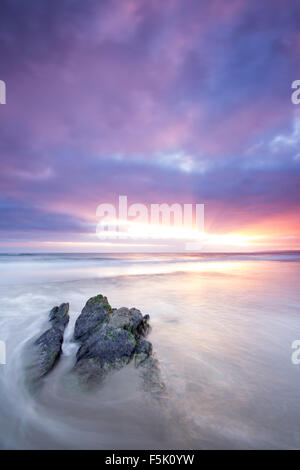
[{"x1": 0, "y1": 252, "x2": 299, "y2": 449}]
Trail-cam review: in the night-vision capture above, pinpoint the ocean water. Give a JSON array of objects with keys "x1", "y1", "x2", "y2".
[{"x1": 0, "y1": 252, "x2": 299, "y2": 449}]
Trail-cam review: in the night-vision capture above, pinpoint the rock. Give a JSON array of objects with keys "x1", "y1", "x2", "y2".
[
  {"x1": 72, "y1": 294, "x2": 161, "y2": 390},
  {"x1": 74, "y1": 325, "x2": 137, "y2": 383},
  {"x1": 33, "y1": 327, "x2": 64, "y2": 378},
  {"x1": 49, "y1": 302, "x2": 69, "y2": 332},
  {"x1": 134, "y1": 339, "x2": 152, "y2": 367},
  {"x1": 76, "y1": 325, "x2": 137, "y2": 365},
  {"x1": 138, "y1": 355, "x2": 165, "y2": 394},
  {"x1": 26, "y1": 294, "x2": 164, "y2": 394},
  {"x1": 74, "y1": 294, "x2": 112, "y2": 343},
  {"x1": 107, "y1": 307, "x2": 143, "y2": 335},
  {"x1": 134, "y1": 338, "x2": 164, "y2": 394},
  {"x1": 138, "y1": 314, "x2": 151, "y2": 336},
  {"x1": 26, "y1": 303, "x2": 69, "y2": 381}
]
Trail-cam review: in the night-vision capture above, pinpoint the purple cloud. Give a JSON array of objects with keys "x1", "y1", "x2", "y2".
[{"x1": 0, "y1": 0, "x2": 299, "y2": 249}]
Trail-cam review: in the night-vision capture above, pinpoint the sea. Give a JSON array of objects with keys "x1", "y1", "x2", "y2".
[{"x1": 0, "y1": 252, "x2": 299, "y2": 449}]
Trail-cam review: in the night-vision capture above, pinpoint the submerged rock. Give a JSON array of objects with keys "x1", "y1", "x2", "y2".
[
  {"x1": 134, "y1": 338, "x2": 153, "y2": 367},
  {"x1": 26, "y1": 303, "x2": 69, "y2": 381}
]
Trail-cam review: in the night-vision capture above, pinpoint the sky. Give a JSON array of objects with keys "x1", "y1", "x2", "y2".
[{"x1": 0, "y1": 0, "x2": 300, "y2": 252}]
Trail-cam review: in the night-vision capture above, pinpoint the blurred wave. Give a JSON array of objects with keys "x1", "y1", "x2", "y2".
[{"x1": 0, "y1": 252, "x2": 299, "y2": 449}]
